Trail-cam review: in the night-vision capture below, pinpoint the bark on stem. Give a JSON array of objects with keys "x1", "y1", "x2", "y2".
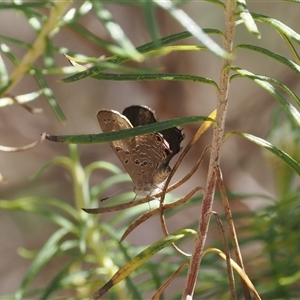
[{"x1": 181, "y1": 1, "x2": 236, "y2": 299}]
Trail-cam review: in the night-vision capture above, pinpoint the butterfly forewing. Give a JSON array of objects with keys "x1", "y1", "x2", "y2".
[{"x1": 122, "y1": 105, "x2": 156, "y2": 127}]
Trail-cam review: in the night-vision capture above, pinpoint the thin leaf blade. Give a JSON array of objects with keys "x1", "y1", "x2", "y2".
[{"x1": 229, "y1": 132, "x2": 300, "y2": 176}]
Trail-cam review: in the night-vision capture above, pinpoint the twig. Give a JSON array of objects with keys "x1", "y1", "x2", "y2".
[
  {"x1": 217, "y1": 165, "x2": 252, "y2": 299},
  {"x1": 181, "y1": 1, "x2": 237, "y2": 299}
]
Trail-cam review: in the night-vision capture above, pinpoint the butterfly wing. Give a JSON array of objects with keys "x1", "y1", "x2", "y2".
[
  {"x1": 122, "y1": 105, "x2": 156, "y2": 127},
  {"x1": 123, "y1": 105, "x2": 184, "y2": 162},
  {"x1": 97, "y1": 109, "x2": 171, "y2": 196},
  {"x1": 97, "y1": 109, "x2": 134, "y2": 169}
]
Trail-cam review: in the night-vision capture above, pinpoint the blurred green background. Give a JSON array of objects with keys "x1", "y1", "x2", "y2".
[{"x1": 1, "y1": 1, "x2": 300, "y2": 299}]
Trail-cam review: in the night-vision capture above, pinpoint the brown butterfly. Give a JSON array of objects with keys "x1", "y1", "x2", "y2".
[{"x1": 97, "y1": 105, "x2": 184, "y2": 197}]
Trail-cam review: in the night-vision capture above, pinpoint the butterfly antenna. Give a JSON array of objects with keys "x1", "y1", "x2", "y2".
[{"x1": 100, "y1": 185, "x2": 134, "y2": 202}]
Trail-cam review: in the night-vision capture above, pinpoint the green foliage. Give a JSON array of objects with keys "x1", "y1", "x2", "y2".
[{"x1": 1, "y1": 0, "x2": 300, "y2": 299}]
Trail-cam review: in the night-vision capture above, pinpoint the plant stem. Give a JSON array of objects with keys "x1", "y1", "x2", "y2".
[{"x1": 181, "y1": 1, "x2": 236, "y2": 299}]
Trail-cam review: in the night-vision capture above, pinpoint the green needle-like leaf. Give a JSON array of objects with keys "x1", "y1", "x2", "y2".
[
  {"x1": 251, "y1": 13, "x2": 300, "y2": 45},
  {"x1": 231, "y1": 67, "x2": 300, "y2": 126},
  {"x1": 228, "y1": 132, "x2": 300, "y2": 176},
  {"x1": 45, "y1": 115, "x2": 215, "y2": 144},
  {"x1": 141, "y1": 1, "x2": 161, "y2": 48},
  {"x1": 235, "y1": 44, "x2": 300, "y2": 76},
  {"x1": 15, "y1": 228, "x2": 70, "y2": 300},
  {"x1": 90, "y1": 228, "x2": 196, "y2": 299},
  {"x1": 62, "y1": 29, "x2": 223, "y2": 83},
  {"x1": 92, "y1": 73, "x2": 217, "y2": 85},
  {"x1": 34, "y1": 70, "x2": 66, "y2": 121},
  {"x1": 237, "y1": 0, "x2": 261, "y2": 37},
  {"x1": 92, "y1": 1, "x2": 144, "y2": 62},
  {"x1": 154, "y1": 0, "x2": 229, "y2": 59}
]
